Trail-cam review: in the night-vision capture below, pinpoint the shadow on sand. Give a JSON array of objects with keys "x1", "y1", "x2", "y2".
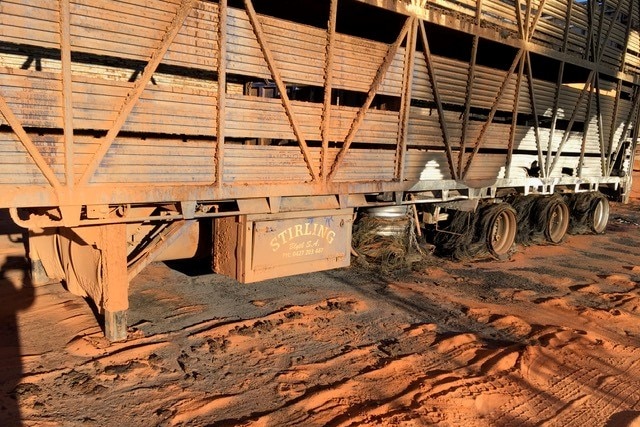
[{"x1": 0, "y1": 216, "x2": 34, "y2": 427}]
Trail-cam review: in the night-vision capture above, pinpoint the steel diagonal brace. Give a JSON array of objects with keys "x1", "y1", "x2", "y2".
[
  {"x1": 78, "y1": 0, "x2": 196, "y2": 186},
  {"x1": 514, "y1": 0, "x2": 526, "y2": 39},
  {"x1": 418, "y1": 20, "x2": 457, "y2": 181},
  {"x1": 548, "y1": 71, "x2": 596, "y2": 175},
  {"x1": 328, "y1": 17, "x2": 412, "y2": 182},
  {"x1": 60, "y1": 0, "x2": 75, "y2": 189},
  {"x1": 396, "y1": 19, "x2": 417, "y2": 181},
  {"x1": 524, "y1": 51, "x2": 544, "y2": 175},
  {"x1": 526, "y1": 0, "x2": 548, "y2": 41},
  {"x1": 127, "y1": 220, "x2": 190, "y2": 281},
  {"x1": 596, "y1": 0, "x2": 624, "y2": 64},
  {"x1": 216, "y1": 0, "x2": 228, "y2": 187},
  {"x1": 0, "y1": 95, "x2": 62, "y2": 190},
  {"x1": 244, "y1": 0, "x2": 319, "y2": 182},
  {"x1": 462, "y1": 49, "x2": 525, "y2": 180},
  {"x1": 506, "y1": 49, "x2": 527, "y2": 179},
  {"x1": 321, "y1": 0, "x2": 339, "y2": 182},
  {"x1": 607, "y1": 86, "x2": 640, "y2": 177}
]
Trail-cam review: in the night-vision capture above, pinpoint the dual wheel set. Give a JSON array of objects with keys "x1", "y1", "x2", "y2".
[{"x1": 435, "y1": 192, "x2": 610, "y2": 259}]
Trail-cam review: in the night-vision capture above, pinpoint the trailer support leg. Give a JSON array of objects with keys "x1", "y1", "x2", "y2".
[
  {"x1": 105, "y1": 310, "x2": 128, "y2": 342},
  {"x1": 99, "y1": 224, "x2": 129, "y2": 342},
  {"x1": 28, "y1": 230, "x2": 59, "y2": 285},
  {"x1": 56, "y1": 223, "x2": 130, "y2": 342}
]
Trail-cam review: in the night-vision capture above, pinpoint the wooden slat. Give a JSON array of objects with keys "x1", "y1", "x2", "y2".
[
  {"x1": 70, "y1": 0, "x2": 220, "y2": 70},
  {"x1": 222, "y1": 145, "x2": 398, "y2": 183},
  {"x1": 77, "y1": 135, "x2": 215, "y2": 184},
  {"x1": 0, "y1": 133, "x2": 59, "y2": 185},
  {"x1": 225, "y1": 95, "x2": 399, "y2": 144},
  {"x1": 226, "y1": 7, "x2": 404, "y2": 96}
]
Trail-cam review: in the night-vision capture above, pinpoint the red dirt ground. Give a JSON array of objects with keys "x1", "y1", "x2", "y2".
[{"x1": 1, "y1": 182, "x2": 640, "y2": 426}]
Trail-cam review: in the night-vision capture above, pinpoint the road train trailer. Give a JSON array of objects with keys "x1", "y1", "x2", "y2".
[{"x1": 0, "y1": 0, "x2": 638, "y2": 341}]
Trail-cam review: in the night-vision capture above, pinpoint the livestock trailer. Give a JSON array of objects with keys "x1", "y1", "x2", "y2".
[{"x1": 0, "y1": 0, "x2": 638, "y2": 340}]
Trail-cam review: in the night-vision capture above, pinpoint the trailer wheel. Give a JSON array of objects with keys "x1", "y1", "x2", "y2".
[
  {"x1": 590, "y1": 195, "x2": 609, "y2": 234},
  {"x1": 545, "y1": 199, "x2": 570, "y2": 244},
  {"x1": 483, "y1": 204, "x2": 517, "y2": 259}
]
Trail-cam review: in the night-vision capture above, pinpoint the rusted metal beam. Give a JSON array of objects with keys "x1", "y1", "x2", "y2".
[
  {"x1": 328, "y1": 17, "x2": 411, "y2": 182},
  {"x1": 396, "y1": 18, "x2": 418, "y2": 181},
  {"x1": 321, "y1": 0, "x2": 338, "y2": 182},
  {"x1": 506, "y1": 53, "x2": 526, "y2": 179},
  {"x1": 0, "y1": 97, "x2": 62, "y2": 190},
  {"x1": 78, "y1": 0, "x2": 196, "y2": 186},
  {"x1": 524, "y1": 51, "x2": 544, "y2": 177},
  {"x1": 419, "y1": 20, "x2": 457, "y2": 181},
  {"x1": 244, "y1": 0, "x2": 319, "y2": 182},
  {"x1": 216, "y1": 0, "x2": 228, "y2": 187},
  {"x1": 462, "y1": 48, "x2": 525, "y2": 180},
  {"x1": 60, "y1": 0, "x2": 74, "y2": 188}
]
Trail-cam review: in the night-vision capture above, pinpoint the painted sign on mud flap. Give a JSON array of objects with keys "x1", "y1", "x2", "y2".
[{"x1": 251, "y1": 214, "x2": 352, "y2": 271}]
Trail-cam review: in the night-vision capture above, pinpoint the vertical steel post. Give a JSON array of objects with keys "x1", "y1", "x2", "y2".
[
  {"x1": 60, "y1": 0, "x2": 75, "y2": 189},
  {"x1": 525, "y1": 51, "x2": 544, "y2": 176},
  {"x1": 216, "y1": 0, "x2": 228, "y2": 187},
  {"x1": 321, "y1": 0, "x2": 338, "y2": 183},
  {"x1": 396, "y1": 18, "x2": 418, "y2": 181},
  {"x1": 545, "y1": 62, "x2": 565, "y2": 176},
  {"x1": 100, "y1": 224, "x2": 129, "y2": 342},
  {"x1": 506, "y1": 55, "x2": 526, "y2": 179},
  {"x1": 459, "y1": 0, "x2": 482, "y2": 177},
  {"x1": 328, "y1": 18, "x2": 411, "y2": 181},
  {"x1": 244, "y1": 0, "x2": 319, "y2": 181},
  {"x1": 578, "y1": 80, "x2": 595, "y2": 178},
  {"x1": 419, "y1": 21, "x2": 457, "y2": 180}
]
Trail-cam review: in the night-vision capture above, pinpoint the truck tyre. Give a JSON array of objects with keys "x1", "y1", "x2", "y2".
[
  {"x1": 590, "y1": 195, "x2": 609, "y2": 234},
  {"x1": 481, "y1": 204, "x2": 517, "y2": 259},
  {"x1": 566, "y1": 192, "x2": 610, "y2": 235},
  {"x1": 543, "y1": 198, "x2": 570, "y2": 244}
]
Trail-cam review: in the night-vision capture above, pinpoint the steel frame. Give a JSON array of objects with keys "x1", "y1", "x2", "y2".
[{"x1": 0, "y1": 0, "x2": 636, "y2": 224}]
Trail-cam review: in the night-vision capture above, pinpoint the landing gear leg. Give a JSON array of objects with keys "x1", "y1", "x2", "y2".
[
  {"x1": 55, "y1": 223, "x2": 129, "y2": 342},
  {"x1": 98, "y1": 224, "x2": 129, "y2": 342}
]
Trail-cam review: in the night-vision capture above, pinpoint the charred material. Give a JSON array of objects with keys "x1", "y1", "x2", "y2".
[
  {"x1": 510, "y1": 194, "x2": 570, "y2": 245},
  {"x1": 565, "y1": 192, "x2": 610, "y2": 235},
  {"x1": 352, "y1": 207, "x2": 423, "y2": 270},
  {"x1": 433, "y1": 202, "x2": 516, "y2": 261}
]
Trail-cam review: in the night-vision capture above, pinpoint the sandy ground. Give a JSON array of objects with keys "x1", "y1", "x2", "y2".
[{"x1": 1, "y1": 188, "x2": 640, "y2": 426}]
